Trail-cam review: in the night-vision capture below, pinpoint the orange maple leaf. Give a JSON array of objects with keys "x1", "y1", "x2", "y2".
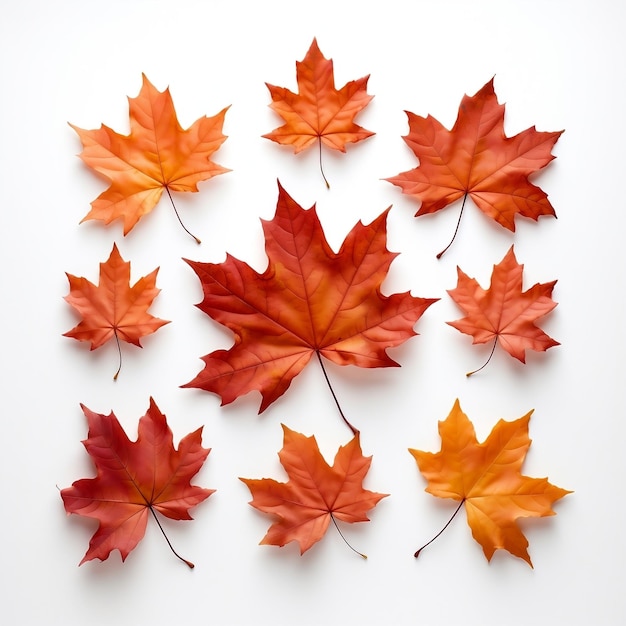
[
  {"x1": 240, "y1": 424, "x2": 387, "y2": 556},
  {"x1": 409, "y1": 399, "x2": 570, "y2": 566},
  {"x1": 386, "y1": 78, "x2": 562, "y2": 256},
  {"x1": 63, "y1": 243, "x2": 169, "y2": 378},
  {"x1": 71, "y1": 74, "x2": 230, "y2": 238},
  {"x1": 182, "y1": 181, "x2": 437, "y2": 424},
  {"x1": 263, "y1": 38, "x2": 374, "y2": 185},
  {"x1": 447, "y1": 245, "x2": 559, "y2": 375},
  {"x1": 61, "y1": 398, "x2": 214, "y2": 568}
]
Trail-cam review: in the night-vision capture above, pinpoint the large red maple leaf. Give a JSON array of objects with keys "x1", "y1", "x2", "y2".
[
  {"x1": 71, "y1": 74, "x2": 229, "y2": 237},
  {"x1": 447, "y1": 246, "x2": 559, "y2": 375},
  {"x1": 61, "y1": 398, "x2": 214, "y2": 568},
  {"x1": 386, "y1": 78, "x2": 562, "y2": 255},
  {"x1": 240, "y1": 424, "x2": 387, "y2": 556},
  {"x1": 182, "y1": 182, "x2": 437, "y2": 421}
]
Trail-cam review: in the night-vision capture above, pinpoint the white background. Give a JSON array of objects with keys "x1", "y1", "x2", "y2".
[{"x1": 1, "y1": 1, "x2": 624, "y2": 624}]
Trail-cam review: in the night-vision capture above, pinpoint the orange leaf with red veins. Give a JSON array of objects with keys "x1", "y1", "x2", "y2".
[
  {"x1": 447, "y1": 246, "x2": 558, "y2": 375},
  {"x1": 61, "y1": 398, "x2": 214, "y2": 568},
  {"x1": 409, "y1": 399, "x2": 570, "y2": 566},
  {"x1": 71, "y1": 74, "x2": 229, "y2": 237},
  {"x1": 386, "y1": 78, "x2": 562, "y2": 255},
  {"x1": 240, "y1": 424, "x2": 387, "y2": 556},
  {"x1": 263, "y1": 39, "x2": 373, "y2": 184},
  {"x1": 182, "y1": 181, "x2": 437, "y2": 421},
  {"x1": 63, "y1": 243, "x2": 169, "y2": 378}
]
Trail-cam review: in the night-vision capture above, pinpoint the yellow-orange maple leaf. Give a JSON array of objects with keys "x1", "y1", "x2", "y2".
[
  {"x1": 240, "y1": 424, "x2": 387, "y2": 556},
  {"x1": 409, "y1": 399, "x2": 570, "y2": 566},
  {"x1": 71, "y1": 74, "x2": 229, "y2": 236},
  {"x1": 63, "y1": 243, "x2": 169, "y2": 378},
  {"x1": 263, "y1": 38, "x2": 374, "y2": 184}
]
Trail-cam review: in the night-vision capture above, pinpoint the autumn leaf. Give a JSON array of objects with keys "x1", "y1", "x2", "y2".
[
  {"x1": 182, "y1": 181, "x2": 437, "y2": 429},
  {"x1": 63, "y1": 243, "x2": 169, "y2": 379},
  {"x1": 386, "y1": 78, "x2": 563, "y2": 256},
  {"x1": 447, "y1": 245, "x2": 559, "y2": 376},
  {"x1": 71, "y1": 74, "x2": 229, "y2": 240},
  {"x1": 263, "y1": 38, "x2": 374, "y2": 186},
  {"x1": 240, "y1": 424, "x2": 387, "y2": 556},
  {"x1": 409, "y1": 399, "x2": 570, "y2": 566},
  {"x1": 61, "y1": 398, "x2": 214, "y2": 568}
]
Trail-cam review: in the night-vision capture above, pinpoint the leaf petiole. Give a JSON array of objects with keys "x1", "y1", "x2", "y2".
[
  {"x1": 330, "y1": 513, "x2": 367, "y2": 559},
  {"x1": 113, "y1": 329, "x2": 122, "y2": 380},
  {"x1": 316, "y1": 351, "x2": 358, "y2": 435},
  {"x1": 466, "y1": 336, "x2": 498, "y2": 377},
  {"x1": 165, "y1": 186, "x2": 201, "y2": 244},
  {"x1": 148, "y1": 505, "x2": 195, "y2": 569},
  {"x1": 437, "y1": 193, "x2": 468, "y2": 259},
  {"x1": 414, "y1": 498, "x2": 465, "y2": 559},
  {"x1": 318, "y1": 136, "x2": 330, "y2": 189}
]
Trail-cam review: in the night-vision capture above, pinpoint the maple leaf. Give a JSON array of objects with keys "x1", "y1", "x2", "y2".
[
  {"x1": 447, "y1": 245, "x2": 559, "y2": 375},
  {"x1": 71, "y1": 74, "x2": 229, "y2": 239},
  {"x1": 263, "y1": 38, "x2": 374, "y2": 186},
  {"x1": 409, "y1": 399, "x2": 570, "y2": 566},
  {"x1": 386, "y1": 78, "x2": 563, "y2": 256},
  {"x1": 182, "y1": 181, "x2": 437, "y2": 426},
  {"x1": 240, "y1": 424, "x2": 387, "y2": 556},
  {"x1": 63, "y1": 243, "x2": 169, "y2": 379},
  {"x1": 61, "y1": 398, "x2": 214, "y2": 568}
]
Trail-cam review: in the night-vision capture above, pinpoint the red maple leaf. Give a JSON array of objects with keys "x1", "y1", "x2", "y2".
[
  {"x1": 71, "y1": 74, "x2": 229, "y2": 239},
  {"x1": 63, "y1": 243, "x2": 169, "y2": 379},
  {"x1": 447, "y1": 246, "x2": 559, "y2": 375},
  {"x1": 410, "y1": 399, "x2": 570, "y2": 566},
  {"x1": 182, "y1": 181, "x2": 437, "y2": 425},
  {"x1": 386, "y1": 78, "x2": 562, "y2": 256},
  {"x1": 61, "y1": 398, "x2": 214, "y2": 568},
  {"x1": 263, "y1": 38, "x2": 374, "y2": 185},
  {"x1": 240, "y1": 424, "x2": 387, "y2": 556}
]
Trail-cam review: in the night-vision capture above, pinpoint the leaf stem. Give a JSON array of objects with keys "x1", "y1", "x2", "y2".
[
  {"x1": 414, "y1": 498, "x2": 465, "y2": 559},
  {"x1": 436, "y1": 192, "x2": 468, "y2": 259},
  {"x1": 165, "y1": 186, "x2": 201, "y2": 244},
  {"x1": 113, "y1": 329, "x2": 122, "y2": 381},
  {"x1": 315, "y1": 351, "x2": 358, "y2": 435},
  {"x1": 148, "y1": 505, "x2": 195, "y2": 569},
  {"x1": 330, "y1": 513, "x2": 367, "y2": 559},
  {"x1": 318, "y1": 137, "x2": 330, "y2": 189},
  {"x1": 466, "y1": 336, "x2": 498, "y2": 377}
]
